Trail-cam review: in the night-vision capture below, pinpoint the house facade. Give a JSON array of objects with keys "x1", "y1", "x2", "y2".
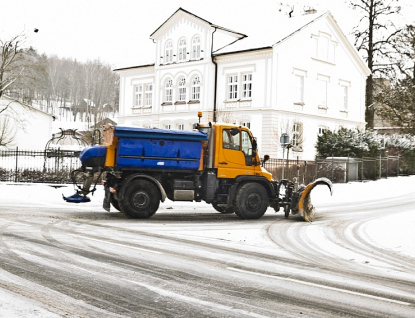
[{"x1": 115, "y1": 8, "x2": 370, "y2": 160}]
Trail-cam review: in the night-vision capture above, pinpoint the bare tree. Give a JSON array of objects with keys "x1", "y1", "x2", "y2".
[
  {"x1": 375, "y1": 25, "x2": 415, "y2": 134},
  {"x1": 0, "y1": 33, "x2": 46, "y2": 146},
  {"x1": 349, "y1": 0, "x2": 402, "y2": 129},
  {"x1": 0, "y1": 113, "x2": 16, "y2": 147}
]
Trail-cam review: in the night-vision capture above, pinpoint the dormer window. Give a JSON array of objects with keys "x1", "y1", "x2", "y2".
[
  {"x1": 178, "y1": 37, "x2": 187, "y2": 62},
  {"x1": 191, "y1": 35, "x2": 201, "y2": 59},
  {"x1": 165, "y1": 40, "x2": 173, "y2": 63}
]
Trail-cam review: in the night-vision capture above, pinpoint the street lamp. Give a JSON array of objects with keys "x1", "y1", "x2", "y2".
[{"x1": 280, "y1": 133, "x2": 290, "y2": 179}]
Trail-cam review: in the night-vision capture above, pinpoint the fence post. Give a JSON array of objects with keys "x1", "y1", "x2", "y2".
[{"x1": 14, "y1": 147, "x2": 19, "y2": 183}]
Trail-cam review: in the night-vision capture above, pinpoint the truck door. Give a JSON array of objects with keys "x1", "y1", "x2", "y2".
[{"x1": 217, "y1": 128, "x2": 257, "y2": 178}]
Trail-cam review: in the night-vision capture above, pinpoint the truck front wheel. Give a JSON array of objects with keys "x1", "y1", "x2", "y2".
[
  {"x1": 120, "y1": 179, "x2": 160, "y2": 218},
  {"x1": 235, "y1": 183, "x2": 269, "y2": 219}
]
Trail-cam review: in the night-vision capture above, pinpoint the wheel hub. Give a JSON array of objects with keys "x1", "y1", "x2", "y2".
[
  {"x1": 132, "y1": 191, "x2": 151, "y2": 209},
  {"x1": 246, "y1": 193, "x2": 261, "y2": 211}
]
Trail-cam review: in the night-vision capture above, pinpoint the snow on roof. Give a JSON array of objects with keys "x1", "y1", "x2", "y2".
[{"x1": 213, "y1": 11, "x2": 329, "y2": 55}]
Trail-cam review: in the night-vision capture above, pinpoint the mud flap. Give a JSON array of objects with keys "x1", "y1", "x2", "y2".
[
  {"x1": 103, "y1": 186, "x2": 111, "y2": 212},
  {"x1": 296, "y1": 177, "x2": 333, "y2": 222}
]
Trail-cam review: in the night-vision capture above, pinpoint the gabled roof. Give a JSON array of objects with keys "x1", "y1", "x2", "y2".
[
  {"x1": 213, "y1": 11, "x2": 327, "y2": 54},
  {"x1": 213, "y1": 11, "x2": 370, "y2": 76},
  {"x1": 150, "y1": 7, "x2": 247, "y2": 40}
]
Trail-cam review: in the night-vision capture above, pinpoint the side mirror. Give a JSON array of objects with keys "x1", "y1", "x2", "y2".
[
  {"x1": 252, "y1": 138, "x2": 257, "y2": 151},
  {"x1": 263, "y1": 155, "x2": 270, "y2": 163},
  {"x1": 230, "y1": 128, "x2": 240, "y2": 136}
]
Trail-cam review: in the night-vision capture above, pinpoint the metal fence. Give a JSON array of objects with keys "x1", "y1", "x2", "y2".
[
  {"x1": 0, "y1": 148, "x2": 81, "y2": 183},
  {"x1": 0, "y1": 147, "x2": 414, "y2": 184},
  {"x1": 262, "y1": 155, "x2": 412, "y2": 184}
]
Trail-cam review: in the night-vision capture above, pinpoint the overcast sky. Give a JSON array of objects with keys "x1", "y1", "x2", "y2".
[{"x1": 2, "y1": 0, "x2": 414, "y2": 68}]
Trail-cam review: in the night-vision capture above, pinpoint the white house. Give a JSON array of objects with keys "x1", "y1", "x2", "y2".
[
  {"x1": 0, "y1": 95, "x2": 54, "y2": 149},
  {"x1": 115, "y1": 8, "x2": 370, "y2": 160}
]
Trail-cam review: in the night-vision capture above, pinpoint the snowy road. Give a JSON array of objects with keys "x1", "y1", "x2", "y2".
[{"x1": 0, "y1": 177, "x2": 414, "y2": 317}]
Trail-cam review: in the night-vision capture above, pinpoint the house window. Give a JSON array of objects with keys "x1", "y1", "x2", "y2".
[
  {"x1": 164, "y1": 124, "x2": 171, "y2": 129},
  {"x1": 228, "y1": 75, "x2": 238, "y2": 100},
  {"x1": 177, "y1": 123, "x2": 185, "y2": 130},
  {"x1": 313, "y1": 32, "x2": 337, "y2": 63},
  {"x1": 191, "y1": 35, "x2": 201, "y2": 59},
  {"x1": 145, "y1": 84, "x2": 153, "y2": 107},
  {"x1": 134, "y1": 85, "x2": 142, "y2": 108},
  {"x1": 342, "y1": 85, "x2": 348, "y2": 110},
  {"x1": 165, "y1": 40, "x2": 173, "y2": 63},
  {"x1": 294, "y1": 75, "x2": 304, "y2": 104},
  {"x1": 317, "y1": 75, "x2": 329, "y2": 108},
  {"x1": 241, "y1": 122, "x2": 251, "y2": 129},
  {"x1": 318, "y1": 126, "x2": 327, "y2": 135},
  {"x1": 339, "y1": 81, "x2": 350, "y2": 110},
  {"x1": 191, "y1": 76, "x2": 201, "y2": 100},
  {"x1": 178, "y1": 38, "x2": 187, "y2": 61},
  {"x1": 165, "y1": 79, "x2": 173, "y2": 102},
  {"x1": 178, "y1": 77, "x2": 186, "y2": 101},
  {"x1": 292, "y1": 123, "x2": 302, "y2": 148},
  {"x1": 242, "y1": 74, "x2": 252, "y2": 99}
]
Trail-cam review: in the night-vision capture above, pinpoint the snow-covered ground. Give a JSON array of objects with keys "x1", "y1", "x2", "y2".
[
  {"x1": 1, "y1": 176, "x2": 415, "y2": 259},
  {"x1": 0, "y1": 176, "x2": 414, "y2": 317}
]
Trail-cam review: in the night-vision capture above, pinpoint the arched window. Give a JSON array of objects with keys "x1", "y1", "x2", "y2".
[
  {"x1": 165, "y1": 40, "x2": 173, "y2": 63},
  {"x1": 165, "y1": 79, "x2": 173, "y2": 103},
  {"x1": 178, "y1": 38, "x2": 187, "y2": 61},
  {"x1": 191, "y1": 35, "x2": 201, "y2": 59},
  {"x1": 178, "y1": 77, "x2": 186, "y2": 101},
  {"x1": 191, "y1": 76, "x2": 201, "y2": 101}
]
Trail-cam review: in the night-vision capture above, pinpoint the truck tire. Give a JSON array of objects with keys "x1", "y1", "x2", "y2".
[
  {"x1": 235, "y1": 183, "x2": 269, "y2": 219},
  {"x1": 119, "y1": 179, "x2": 160, "y2": 218},
  {"x1": 212, "y1": 203, "x2": 234, "y2": 214}
]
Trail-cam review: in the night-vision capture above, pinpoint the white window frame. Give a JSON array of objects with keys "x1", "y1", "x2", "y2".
[
  {"x1": 318, "y1": 126, "x2": 327, "y2": 136},
  {"x1": 191, "y1": 35, "x2": 201, "y2": 59},
  {"x1": 165, "y1": 79, "x2": 173, "y2": 103},
  {"x1": 317, "y1": 75, "x2": 329, "y2": 109},
  {"x1": 145, "y1": 84, "x2": 153, "y2": 107},
  {"x1": 312, "y1": 32, "x2": 337, "y2": 63},
  {"x1": 177, "y1": 123, "x2": 185, "y2": 130},
  {"x1": 294, "y1": 74, "x2": 304, "y2": 104},
  {"x1": 241, "y1": 122, "x2": 251, "y2": 129},
  {"x1": 292, "y1": 123, "x2": 302, "y2": 148},
  {"x1": 191, "y1": 76, "x2": 201, "y2": 101},
  {"x1": 165, "y1": 40, "x2": 173, "y2": 63},
  {"x1": 178, "y1": 37, "x2": 187, "y2": 62},
  {"x1": 242, "y1": 73, "x2": 252, "y2": 99},
  {"x1": 339, "y1": 80, "x2": 351, "y2": 111},
  {"x1": 227, "y1": 75, "x2": 238, "y2": 100},
  {"x1": 178, "y1": 77, "x2": 186, "y2": 102},
  {"x1": 133, "y1": 85, "x2": 143, "y2": 108}
]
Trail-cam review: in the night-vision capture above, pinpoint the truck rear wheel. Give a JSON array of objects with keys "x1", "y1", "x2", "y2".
[
  {"x1": 235, "y1": 183, "x2": 269, "y2": 219},
  {"x1": 120, "y1": 179, "x2": 160, "y2": 219}
]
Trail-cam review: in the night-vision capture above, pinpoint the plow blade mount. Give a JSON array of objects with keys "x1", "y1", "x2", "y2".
[{"x1": 297, "y1": 177, "x2": 333, "y2": 222}]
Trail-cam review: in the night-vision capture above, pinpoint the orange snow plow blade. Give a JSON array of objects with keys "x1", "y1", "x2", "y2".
[{"x1": 297, "y1": 177, "x2": 333, "y2": 222}]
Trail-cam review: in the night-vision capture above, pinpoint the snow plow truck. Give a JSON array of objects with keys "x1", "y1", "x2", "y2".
[{"x1": 64, "y1": 120, "x2": 332, "y2": 221}]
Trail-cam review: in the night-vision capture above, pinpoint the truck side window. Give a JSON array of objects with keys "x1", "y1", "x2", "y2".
[
  {"x1": 222, "y1": 129, "x2": 240, "y2": 150},
  {"x1": 241, "y1": 131, "x2": 252, "y2": 156}
]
